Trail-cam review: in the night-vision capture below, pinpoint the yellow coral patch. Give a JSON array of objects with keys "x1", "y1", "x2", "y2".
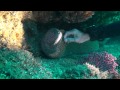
[{"x1": 0, "y1": 11, "x2": 32, "y2": 49}]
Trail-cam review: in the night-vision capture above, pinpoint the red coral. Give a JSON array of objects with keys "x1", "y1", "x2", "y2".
[{"x1": 85, "y1": 51, "x2": 118, "y2": 74}]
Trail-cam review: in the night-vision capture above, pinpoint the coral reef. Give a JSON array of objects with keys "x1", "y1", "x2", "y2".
[
  {"x1": 0, "y1": 48, "x2": 52, "y2": 79},
  {"x1": 41, "y1": 28, "x2": 66, "y2": 58},
  {"x1": 59, "y1": 63, "x2": 110, "y2": 79},
  {"x1": 0, "y1": 11, "x2": 120, "y2": 79},
  {"x1": 0, "y1": 11, "x2": 32, "y2": 49},
  {"x1": 60, "y1": 11, "x2": 94, "y2": 23},
  {"x1": 32, "y1": 11, "x2": 94, "y2": 23},
  {"x1": 60, "y1": 65, "x2": 91, "y2": 79},
  {"x1": 84, "y1": 51, "x2": 118, "y2": 74},
  {"x1": 85, "y1": 63, "x2": 109, "y2": 79}
]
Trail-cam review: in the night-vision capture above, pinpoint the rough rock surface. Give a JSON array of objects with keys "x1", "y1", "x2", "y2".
[
  {"x1": 32, "y1": 11, "x2": 94, "y2": 23},
  {"x1": 0, "y1": 11, "x2": 32, "y2": 49}
]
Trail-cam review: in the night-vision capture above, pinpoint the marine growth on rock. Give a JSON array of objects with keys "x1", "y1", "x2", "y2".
[
  {"x1": 84, "y1": 51, "x2": 118, "y2": 74},
  {"x1": 32, "y1": 11, "x2": 94, "y2": 23}
]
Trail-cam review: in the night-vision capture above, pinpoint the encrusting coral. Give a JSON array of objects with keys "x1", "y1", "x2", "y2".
[{"x1": 0, "y1": 11, "x2": 32, "y2": 49}]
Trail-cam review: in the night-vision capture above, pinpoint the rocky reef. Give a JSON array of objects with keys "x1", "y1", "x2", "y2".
[
  {"x1": 32, "y1": 11, "x2": 94, "y2": 23},
  {"x1": 0, "y1": 11, "x2": 120, "y2": 79},
  {"x1": 0, "y1": 11, "x2": 32, "y2": 49}
]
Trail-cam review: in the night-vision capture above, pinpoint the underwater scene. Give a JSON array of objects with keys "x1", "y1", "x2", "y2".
[{"x1": 1, "y1": 11, "x2": 120, "y2": 79}]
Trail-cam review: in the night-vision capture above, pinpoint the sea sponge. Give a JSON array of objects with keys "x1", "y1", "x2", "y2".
[
  {"x1": 0, "y1": 11, "x2": 32, "y2": 49},
  {"x1": 41, "y1": 28, "x2": 66, "y2": 58}
]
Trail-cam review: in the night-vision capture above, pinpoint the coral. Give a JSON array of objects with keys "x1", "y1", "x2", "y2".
[
  {"x1": 85, "y1": 63, "x2": 109, "y2": 79},
  {"x1": 84, "y1": 51, "x2": 118, "y2": 74},
  {"x1": 1, "y1": 11, "x2": 120, "y2": 79},
  {"x1": 0, "y1": 11, "x2": 94, "y2": 50},
  {"x1": 0, "y1": 48, "x2": 53, "y2": 79},
  {"x1": 60, "y1": 65, "x2": 91, "y2": 79},
  {"x1": 115, "y1": 55, "x2": 120, "y2": 74},
  {"x1": 32, "y1": 11, "x2": 94, "y2": 23},
  {"x1": 0, "y1": 11, "x2": 32, "y2": 49},
  {"x1": 41, "y1": 28, "x2": 66, "y2": 58}
]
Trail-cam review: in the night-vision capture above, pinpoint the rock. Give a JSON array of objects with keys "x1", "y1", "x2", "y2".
[
  {"x1": 60, "y1": 11, "x2": 94, "y2": 23},
  {"x1": 32, "y1": 11, "x2": 94, "y2": 23},
  {"x1": 41, "y1": 28, "x2": 66, "y2": 58},
  {"x1": 0, "y1": 11, "x2": 32, "y2": 49}
]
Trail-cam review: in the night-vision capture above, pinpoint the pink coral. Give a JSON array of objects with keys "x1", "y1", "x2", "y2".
[{"x1": 85, "y1": 51, "x2": 118, "y2": 74}]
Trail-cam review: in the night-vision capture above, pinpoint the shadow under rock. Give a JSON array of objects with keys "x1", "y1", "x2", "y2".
[
  {"x1": 22, "y1": 19, "x2": 46, "y2": 57},
  {"x1": 22, "y1": 18, "x2": 85, "y2": 58}
]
